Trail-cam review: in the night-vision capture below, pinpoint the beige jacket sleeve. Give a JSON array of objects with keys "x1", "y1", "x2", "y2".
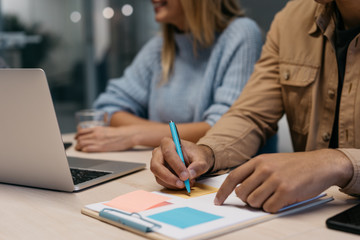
[{"x1": 338, "y1": 149, "x2": 360, "y2": 196}]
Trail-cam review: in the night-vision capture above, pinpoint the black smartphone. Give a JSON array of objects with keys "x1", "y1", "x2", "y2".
[{"x1": 326, "y1": 203, "x2": 360, "y2": 235}]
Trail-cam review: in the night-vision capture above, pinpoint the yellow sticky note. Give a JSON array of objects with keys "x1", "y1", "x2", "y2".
[
  {"x1": 160, "y1": 183, "x2": 218, "y2": 199},
  {"x1": 104, "y1": 190, "x2": 172, "y2": 213}
]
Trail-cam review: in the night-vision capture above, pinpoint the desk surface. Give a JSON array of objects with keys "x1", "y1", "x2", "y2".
[{"x1": 0, "y1": 134, "x2": 359, "y2": 240}]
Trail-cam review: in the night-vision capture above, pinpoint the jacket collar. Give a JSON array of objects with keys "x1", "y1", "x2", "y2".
[{"x1": 308, "y1": 2, "x2": 336, "y2": 36}]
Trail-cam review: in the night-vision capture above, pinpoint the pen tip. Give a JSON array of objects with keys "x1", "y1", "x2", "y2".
[{"x1": 185, "y1": 185, "x2": 191, "y2": 195}]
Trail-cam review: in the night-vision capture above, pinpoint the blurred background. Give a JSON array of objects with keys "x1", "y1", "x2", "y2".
[{"x1": 0, "y1": 0, "x2": 288, "y2": 138}]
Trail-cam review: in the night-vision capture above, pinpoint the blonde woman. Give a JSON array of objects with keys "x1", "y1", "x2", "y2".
[{"x1": 75, "y1": 0, "x2": 266, "y2": 152}]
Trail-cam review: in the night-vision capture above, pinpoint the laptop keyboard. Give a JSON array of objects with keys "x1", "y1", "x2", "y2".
[{"x1": 70, "y1": 168, "x2": 112, "y2": 185}]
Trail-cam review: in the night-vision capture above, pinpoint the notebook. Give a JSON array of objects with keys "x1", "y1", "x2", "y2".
[
  {"x1": 82, "y1": 174, "x2": 333, "y2": 240},
  {"x1": 0, "y1": 69, "x2": 145, "y2": 192}
]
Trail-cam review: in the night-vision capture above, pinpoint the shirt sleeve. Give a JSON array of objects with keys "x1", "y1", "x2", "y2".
[
  {"x1": 202, "y1": 18, "x2": 263, "y2": 126},
  {"x1": 338, "y1": 148, "x2": 360, "y2": 196},
  {"x1": 93, "y1": 36, "x2": 162, "y2": 120}
]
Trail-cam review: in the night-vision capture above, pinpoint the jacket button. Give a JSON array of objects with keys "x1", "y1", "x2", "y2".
[
  {"x1": 284, "y1": 71, "x2": 290, "y2": 80},
  {"x1": 328, "y1": 89, "x2": 335, "y2": 99},
  {"x1": 322, "y1": 132, "x2": 331, "y2": 142}
]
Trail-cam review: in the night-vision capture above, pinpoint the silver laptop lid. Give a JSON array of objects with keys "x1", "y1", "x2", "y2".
[{"x1": 0, "y1": 69, "x2": 75, "y2": 191}]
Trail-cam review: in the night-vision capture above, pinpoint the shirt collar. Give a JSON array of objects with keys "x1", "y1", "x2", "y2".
[{"x1": 308, "y1": 2, "x2": 336, "y2": 36}]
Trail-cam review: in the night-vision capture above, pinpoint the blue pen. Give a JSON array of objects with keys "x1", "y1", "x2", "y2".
[{"x1": 169, "y1": 120, "x2": 191, "y2": 194}]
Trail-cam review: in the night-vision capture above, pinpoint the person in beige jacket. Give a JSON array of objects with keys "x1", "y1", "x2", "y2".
[{"x1": 150, "y1": 0, "x2": 360, "y2": 213}]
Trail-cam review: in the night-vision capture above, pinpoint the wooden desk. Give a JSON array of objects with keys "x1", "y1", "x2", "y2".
[{"x1": 0, "y1": 134, "x2": 359, "y2": 240}]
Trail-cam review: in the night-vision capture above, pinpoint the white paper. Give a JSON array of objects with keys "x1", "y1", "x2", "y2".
[{"x1": 85, "y1": 174, "x2": 330, "y2": 240}]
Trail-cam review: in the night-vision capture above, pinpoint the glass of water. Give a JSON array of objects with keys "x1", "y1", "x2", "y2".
[{"x1": 75, "y1": 109, "x2": 106, "y2": 129}]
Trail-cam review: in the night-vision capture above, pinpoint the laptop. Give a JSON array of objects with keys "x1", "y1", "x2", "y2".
[{"x1": 0, "y1": 69, "x2": 146, "y2": 192}]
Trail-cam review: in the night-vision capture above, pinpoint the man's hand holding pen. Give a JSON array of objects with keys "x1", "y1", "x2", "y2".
[{"x1": 150, "y1": 137, "x2": 214, "y2": 192}]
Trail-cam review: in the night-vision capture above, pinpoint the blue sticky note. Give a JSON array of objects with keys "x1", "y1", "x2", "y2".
[{"x1": 148, "y1": 207, "x2": 223, "y2": 229}]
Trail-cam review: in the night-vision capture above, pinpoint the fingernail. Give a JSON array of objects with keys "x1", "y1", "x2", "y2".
[
  {"x1": 176, "y1": 180, "x2": 184, "y2": 188},
  {"x1": 214, "y1": 197, "x2": 221, "y2": 205},
  {"x1": 180, "y1": 171, "x2": 188, "y2": 180},
  {"x1": 189, "y1": 169, "x2": 196, "y2": 179}
]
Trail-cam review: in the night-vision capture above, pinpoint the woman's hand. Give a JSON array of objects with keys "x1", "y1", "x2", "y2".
[{"x1": 75, "y1": 126, "x2": 139, "y2": 152}]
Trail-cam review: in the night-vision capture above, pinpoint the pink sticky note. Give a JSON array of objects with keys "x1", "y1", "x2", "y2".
[{"x1": 104, "y1": 190, "x2": 172, "y2": 213}]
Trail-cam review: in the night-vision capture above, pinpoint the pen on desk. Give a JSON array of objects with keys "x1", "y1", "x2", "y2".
[{"x1": 169, "y1": 120, "x2": 191, "y2": 195}]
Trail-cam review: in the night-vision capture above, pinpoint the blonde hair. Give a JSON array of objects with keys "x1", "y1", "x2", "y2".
[{"x1": 160, "y1": 0, "x2": 244, "y2": 84}]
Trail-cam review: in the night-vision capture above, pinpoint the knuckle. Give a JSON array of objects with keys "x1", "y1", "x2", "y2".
[
  {"x1": 254, "y1": 154, "x2": 273, "y2": 165},
  {"x1": 149, "y1": 163, "x2": 155, "y2": 172},
  {"x1": 154, "y1": 177, "x2": 162, "y2": 185},
  {"x1": 257, "y1": 164, "x2": 272, "y2": 176},
  {"x1": 152, "y1": 147, "x2": 159, "y2": 156},
  {"x1": 234, "y1": 187, "x2": 246, "y2": 202},
  {"x1": 149, "y1": 161, "x2": 159, "y2": 174},
  {"x1": 195, "y1": 160, "x2": 207, "y2": 172},
  {"x1": 263, "y1": 202, "x2": 277, "y2": 213},
  {"x1": 247, "y1": 194, "x2": 261, "y2": 208},
  {"x1": 253, "y1": 154, "x2": 266, "y2": 164},
  {"x1": 227, "y1": 171, "x2": 238, "y2": 182},
  {"x1": 162, "y1": 147, "x2": 173, "y2": 158},
  {"x1": 277, "y1": 182, "x2": 293, "y2": 195},
  {"x1": 269, "y1": 174, "x2": 282, "y2": 186},
  {"x1": 247, "y1": 200, "x2": 261, "y2": 209}
]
